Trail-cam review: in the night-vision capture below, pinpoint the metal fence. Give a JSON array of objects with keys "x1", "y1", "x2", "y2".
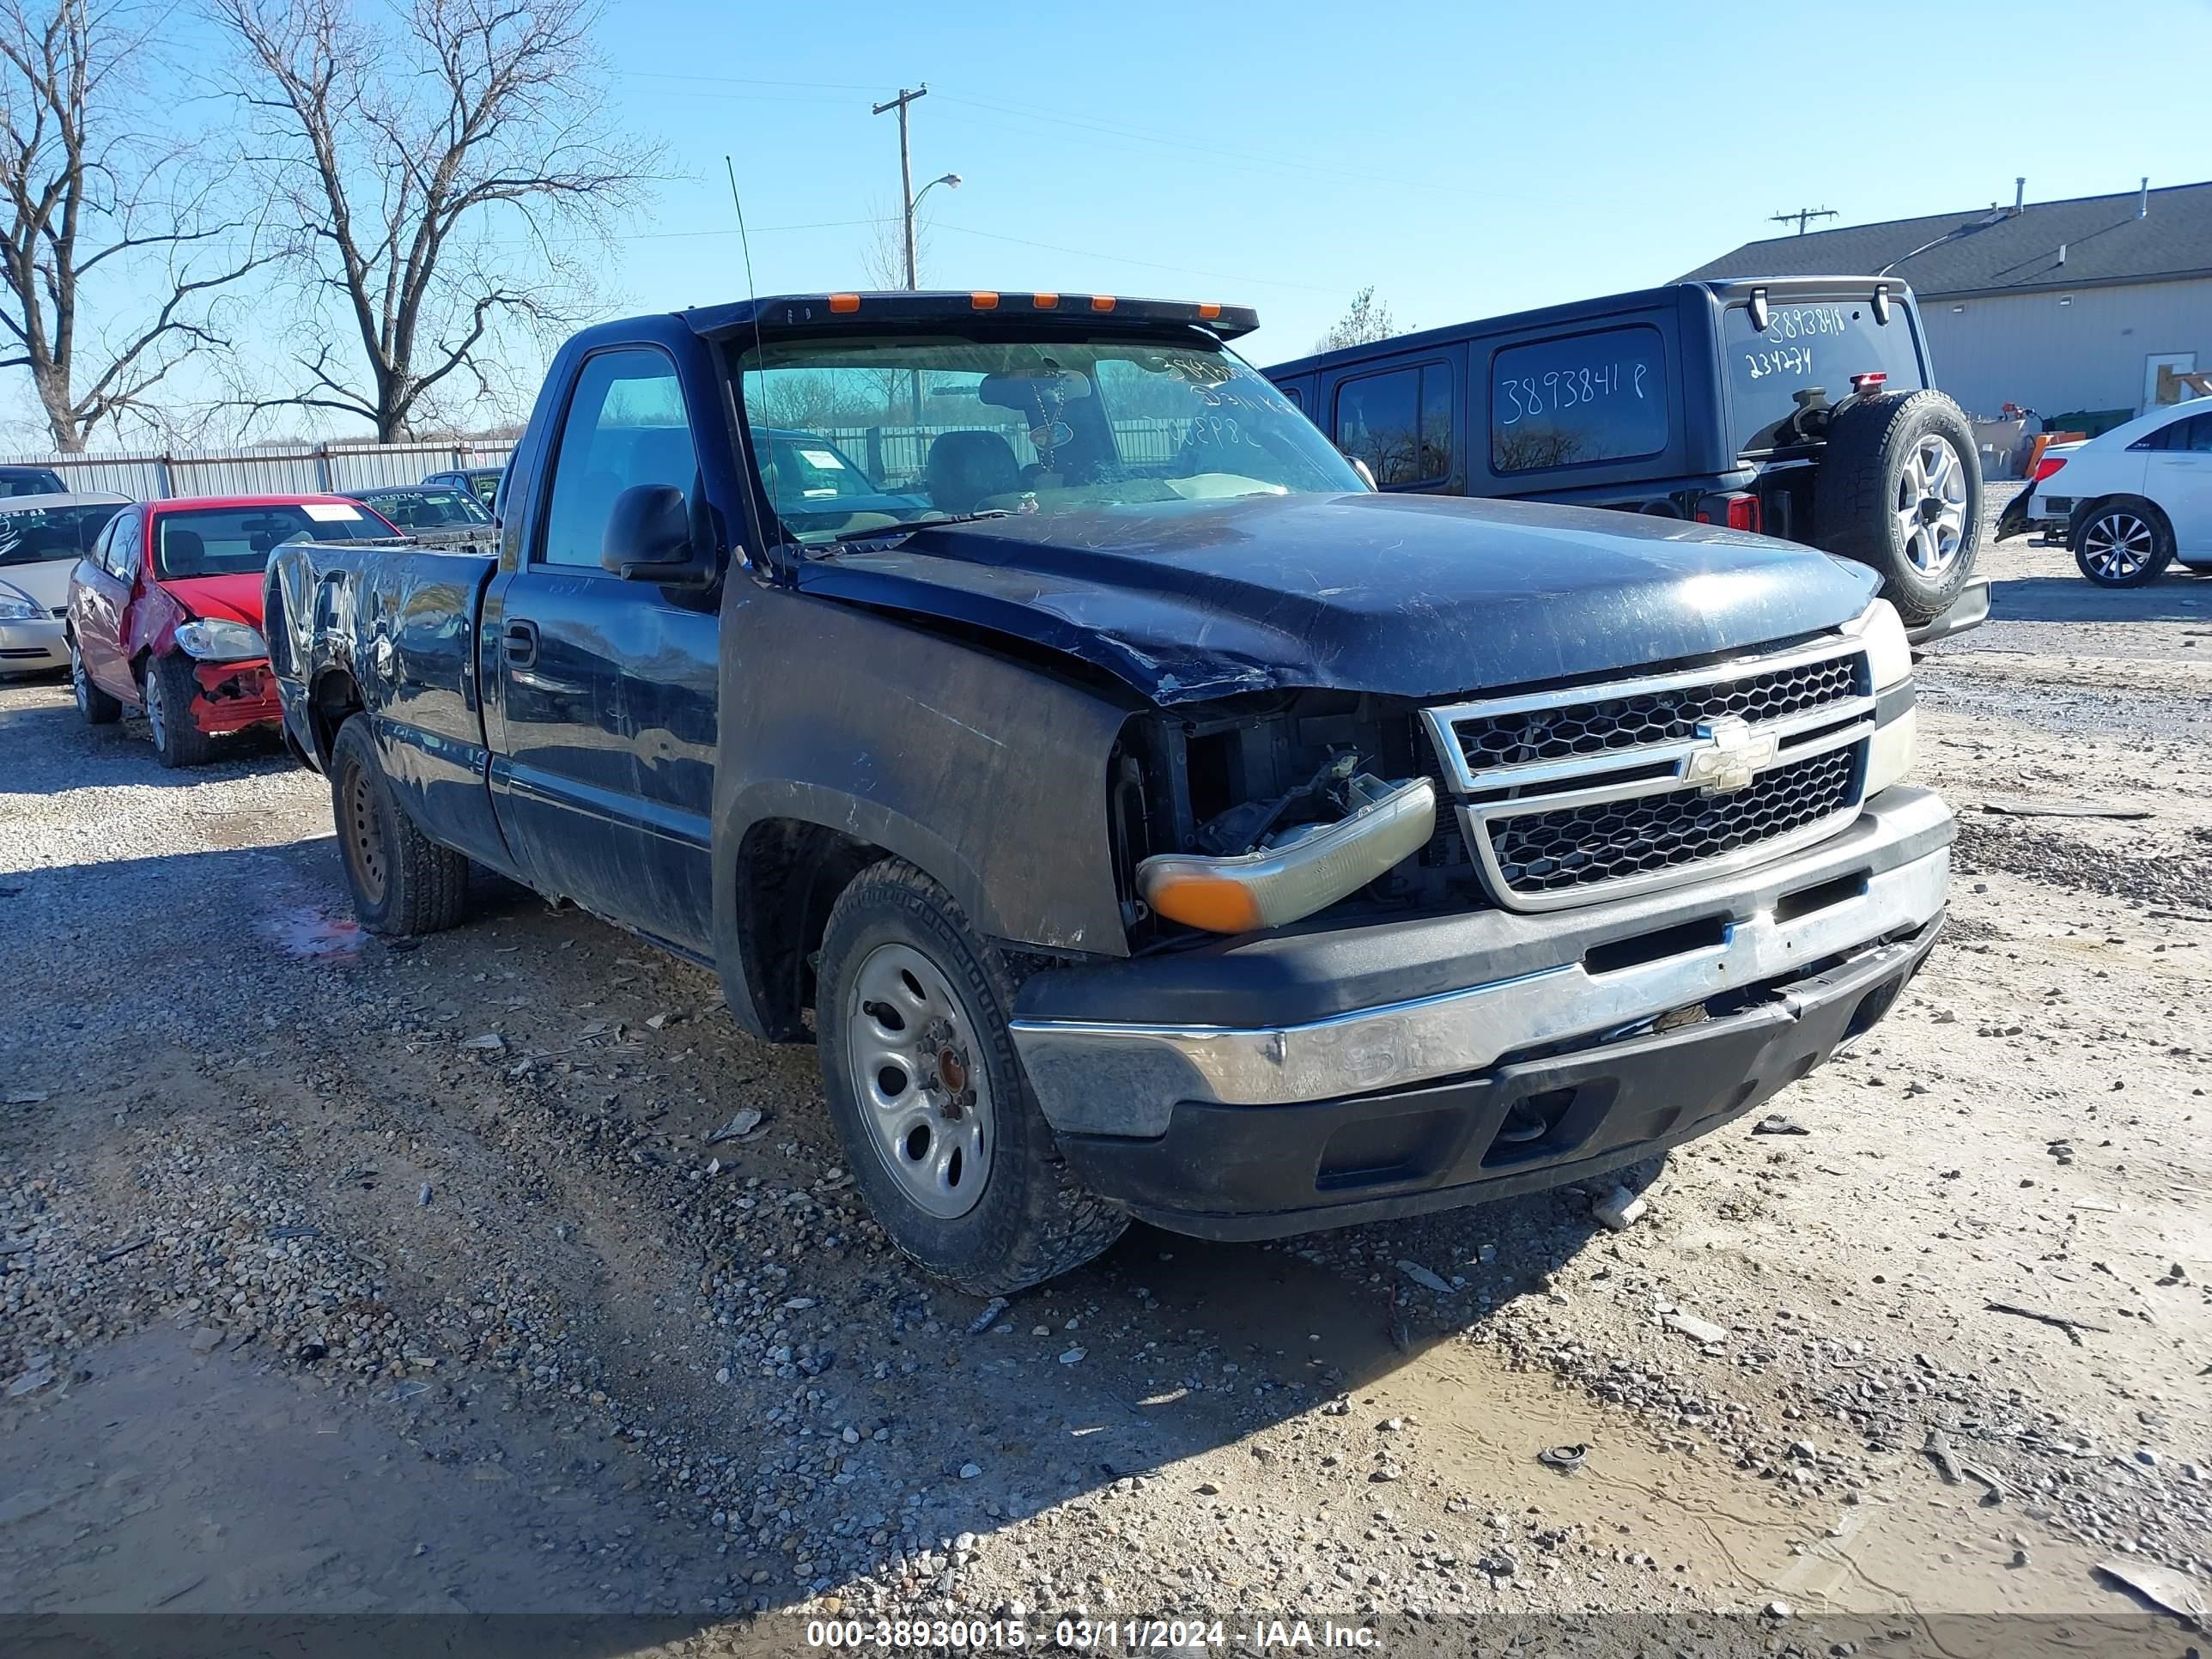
[
  {"x1": 0, "y1": 439, "x2": 517, "y2": 501},
  {"x1": 0, "y1": 416, "x2": 1195, "y2": 503},
  {"x1": 817, "y1": 418, "x2": 1192, "y2": 486}
]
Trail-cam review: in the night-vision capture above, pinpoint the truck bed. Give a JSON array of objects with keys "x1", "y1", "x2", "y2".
[{"x1": 265, "y1": 539, "x2": 512, "y2": 872}]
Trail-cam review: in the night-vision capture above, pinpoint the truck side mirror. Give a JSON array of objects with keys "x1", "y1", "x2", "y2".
[{"x1": 602, "y1": 483, "x2": 714, "y2": 586}]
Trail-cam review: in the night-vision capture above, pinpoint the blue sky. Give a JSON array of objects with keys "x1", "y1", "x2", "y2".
[
  {"x1": 10, "y1": 0, "x2": 2211, "y2": 445},
  {"x1": 602, "y1": 0, "x2": 2212, "y2": 367}
]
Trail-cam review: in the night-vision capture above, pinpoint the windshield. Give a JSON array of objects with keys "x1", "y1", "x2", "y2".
[
  {"x1": 152, "y1": 503, "x2": 380, "y2": 578},
  {"x1": 0, "y1": 468, "x2": 66, "y2": 498},
  {"x1": 1723, "y1": 299, "x2": 1927, "y2": 455},
  {"x1": 0, "y1": 501, "x2": 123, "y2": 566},
  {"x1": 360, "y1": 488, "x2": 489, "y2": 528},
  {"x1": 737, "y1": 332, "x2": 1360, "y2": 544}
]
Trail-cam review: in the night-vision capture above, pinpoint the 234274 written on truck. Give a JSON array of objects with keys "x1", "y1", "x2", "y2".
[{"x1": 266, "y1": 290, "x2": 1953, "y2": 1293}]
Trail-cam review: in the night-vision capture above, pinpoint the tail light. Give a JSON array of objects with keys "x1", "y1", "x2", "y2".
[
  {"x1": 2032, "y1": 455, "x2": 2069, "y2": 483},
  {"x1": 1850, "y1": 372, "x2": 1889, "y2": 396},
  {"x1": 1695, "y1": 491, "x2": 1762, "y2": 533}
]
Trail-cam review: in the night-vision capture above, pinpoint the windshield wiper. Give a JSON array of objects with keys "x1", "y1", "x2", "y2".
[{"x1": 811, "y1": 508, "x2": 1016, "y2": 547}]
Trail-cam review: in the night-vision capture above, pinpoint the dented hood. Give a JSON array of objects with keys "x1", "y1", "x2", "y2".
[
  {"x1": 155, "y1": 571, "x2": 265, "y2": 629},
  {"x1": 795, "y1": 491, "x2": 1880, "y2": 704}
]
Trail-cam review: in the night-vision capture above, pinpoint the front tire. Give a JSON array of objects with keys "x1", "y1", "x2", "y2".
[
  {"x1": 70, "y1": 638, "x2": 119, "y2": 725},
  {"x1": 2073, "y1": 500, "x2": 2175, "y2": 587},
  {"x1": 328, "y1": 716, "x2": 470, "y2": 935},
  {"x1": 143, "y1": 654, "x2": 210, "y2": 768},
  {"x1": 816, "y1": 859, "x2": 1127, "y2": 1294},
  {"x1": 1814, "y1": 389, "x2": 1983, "y2": 625}
]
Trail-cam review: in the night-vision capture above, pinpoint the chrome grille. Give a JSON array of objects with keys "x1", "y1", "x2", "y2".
[
  {"x1": 1452, "y1": 653, "x2": 1862, "y2": 775},
  {"x1": 1421, "y1": 635, "x2": 1876, "y2": 912},
  {"x1": 1488, "y1": 745, "x2": 1859, "y2": 896}
]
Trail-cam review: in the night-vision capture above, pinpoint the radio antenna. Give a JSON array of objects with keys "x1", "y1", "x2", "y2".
[{"x1": 725, "y1": 155, "x2": 781, "y2": 557}]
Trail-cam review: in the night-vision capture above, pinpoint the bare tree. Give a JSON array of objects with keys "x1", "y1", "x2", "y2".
[
  {"x1": 216, "y1": 0, "x2": 661, "y2": 441},
  {"x1": 857, "y1": 193, "x2": 930, "y2": 292},
  {"x1": 1314, "y1": 285, "x2": 1402, "y2": 355},
  {"x1": 0, "y1": 0, "x2": 264, "y2": 450}
]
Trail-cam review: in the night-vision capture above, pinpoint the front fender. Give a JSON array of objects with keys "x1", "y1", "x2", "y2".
[{"x1": 713, "y1": 583, "x2": 1139, "y2": 1032}]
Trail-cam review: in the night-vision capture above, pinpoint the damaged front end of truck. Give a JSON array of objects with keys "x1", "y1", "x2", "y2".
[{"x1": 701, "y1": 290, "x2": 1952, "y2": 1273}]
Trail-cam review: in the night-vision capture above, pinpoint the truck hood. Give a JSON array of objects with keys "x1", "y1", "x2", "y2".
[
  {"x1": 795, "y1": 491, "x2": 1881, "y2": 705},
  {"x1": 155, "y1": 571, "x2": 266, "y2": 629}
]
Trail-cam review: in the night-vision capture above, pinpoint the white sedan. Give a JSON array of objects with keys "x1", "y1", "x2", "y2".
[{"x1": 2030, "y1": 399, "x2": 2212, "y2": 586}]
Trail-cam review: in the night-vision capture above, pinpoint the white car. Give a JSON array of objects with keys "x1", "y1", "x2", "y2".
[
  {"x1": 2030, "y1": 400, "x2": 2212, "y2": 586},
  {"x1": 0, "y1": 490, "x2": 131, "y2": 674}
]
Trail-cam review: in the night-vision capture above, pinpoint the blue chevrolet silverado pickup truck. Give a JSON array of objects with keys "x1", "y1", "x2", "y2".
[{"x1": 266, "y1": 290, "x2": 1953, "y2": 1293}]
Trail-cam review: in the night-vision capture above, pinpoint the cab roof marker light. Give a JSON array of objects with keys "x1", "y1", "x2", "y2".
[
  {"x1": 1136, "y1": 779, "x2": 1437, "y2": 935},
  {"x1": 970, "y1": 291, "x2": 999, "y2": 311},
  {"x1": 1197, "y1": 302, "x2": 1222, "y2": 319},
  {"x1": 1033, "y1": 293, "x2": 1059, "y2": 308},
  {"x1": 827, "y1": 293, "x2": 860, "y2": 313},
  {"x1": 1089, "y1": 295, "x2": 1116, "y2": 312}
]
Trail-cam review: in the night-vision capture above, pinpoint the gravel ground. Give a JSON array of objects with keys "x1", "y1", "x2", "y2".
[{"x1": 2, "y1": 528, "x2": 2209, "y2": 1656}]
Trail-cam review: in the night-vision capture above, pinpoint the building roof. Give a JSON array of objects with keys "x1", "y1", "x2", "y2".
[{"x1": 1680, "y1": 181, "x2": 2212, "y2": 297}]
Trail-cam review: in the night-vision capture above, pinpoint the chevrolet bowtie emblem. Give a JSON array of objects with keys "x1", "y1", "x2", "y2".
[{"x1": 1684, "y1": 715, "x2": 1779, "y2": 794}]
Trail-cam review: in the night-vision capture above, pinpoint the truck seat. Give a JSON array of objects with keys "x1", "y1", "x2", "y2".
[{"x1": 927, "y1": 431, "x2": 1022, "y2": 515}]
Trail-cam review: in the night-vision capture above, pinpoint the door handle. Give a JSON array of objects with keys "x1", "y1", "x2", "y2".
[{"x1": 503, "y1": 618, "x2": 539, "y2": 669}]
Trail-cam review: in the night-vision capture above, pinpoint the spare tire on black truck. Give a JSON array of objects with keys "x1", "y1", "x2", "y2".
[{"x1": 1813, "y1": 388, "x2": 1982, "y2": 626}]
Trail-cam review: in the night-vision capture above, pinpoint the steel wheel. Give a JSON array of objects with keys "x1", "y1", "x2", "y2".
[
  {"x1": 1893, "y1": 434, "x2": 1968, "y2": 575},
  {"x1": 340, "y1": 757, "x2": 388, "y2": 908},
  {"x1": 845, "y1": 940, "x2": 993, "y2": 1219},
  {"x1": 2081, "y1": 510, "x2": 2157, "y2": 582}
]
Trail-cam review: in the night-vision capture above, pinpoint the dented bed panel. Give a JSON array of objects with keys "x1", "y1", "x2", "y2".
[
  {"x1": 267, "y1": 540, "x2": 512, "y2": 872},
  {"x1": 712, "y1": 584, "x2": 1137, "y2": 1035}
]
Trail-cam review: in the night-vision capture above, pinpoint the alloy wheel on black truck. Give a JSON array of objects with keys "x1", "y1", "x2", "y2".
[
  {"x1": 816, "y1": 859, "x2": 1127, "y2": 1295},
  {"x1": 1813, "y1": 389, "x2": 1983, "y2": 626}
]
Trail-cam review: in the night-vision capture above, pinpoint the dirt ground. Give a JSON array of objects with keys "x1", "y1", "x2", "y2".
[{"x1": 3, "y1": 522, "x2": 2209, "y2": 1656}]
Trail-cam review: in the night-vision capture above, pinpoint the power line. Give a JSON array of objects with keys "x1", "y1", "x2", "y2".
[
  {"x1": 928, "y1": 222, "x2": 1334, "y2": 295},
  {"x1": 1771, "y1": 206, "x2": 1838, "y2": 235}
]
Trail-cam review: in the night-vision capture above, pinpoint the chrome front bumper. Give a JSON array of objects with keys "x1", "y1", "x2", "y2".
[{"x1": 1012, "y1": 787, "x2": 1952, "y2": 1136}]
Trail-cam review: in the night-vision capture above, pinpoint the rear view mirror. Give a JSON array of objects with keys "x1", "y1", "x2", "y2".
[{"x1": 603, "y1": 483, "x2": 714, "y2": 586}]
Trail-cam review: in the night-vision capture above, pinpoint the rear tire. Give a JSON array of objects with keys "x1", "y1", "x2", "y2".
[
  {"x1": 144, "y1": 654, "x2": 211, "y2": 768},
  {"x1": 328, "y1": 715, "x2": 470, "y2": 935},
  {"x1": 2073, "y1": 499, "x2": 2175, "y2": 587},
  {"x1": 1814, "y1": 389, "x2": 1982, "y2": 625},
  {"x1": 70, "y1": 638, "x2": 119, "y2": 725},
  {"x1": 816, "y1": 859, "x2": 1127, "y2": 1294}
]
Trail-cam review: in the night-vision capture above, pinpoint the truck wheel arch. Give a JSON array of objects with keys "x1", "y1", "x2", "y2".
[
  {"x1": 720, "y1": 787, "x2": 1007, "y2": 1043},
  {"x1": 307, "y1": 667, "x2": 365, "y2": 769}
]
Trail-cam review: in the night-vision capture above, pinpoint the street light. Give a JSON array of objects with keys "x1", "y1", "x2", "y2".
[{"x1": 905, "y1": 173, "x2": 961, "y2": 290}]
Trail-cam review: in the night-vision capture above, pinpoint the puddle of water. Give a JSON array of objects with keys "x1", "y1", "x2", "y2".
[{"x1": 263, "y1": 906, "x2": 363, "y2": 959}]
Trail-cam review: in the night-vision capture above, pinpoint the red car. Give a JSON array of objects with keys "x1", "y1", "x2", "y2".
[{"x1": 66, "y1": 494, "x2": 397, "y2": 767}]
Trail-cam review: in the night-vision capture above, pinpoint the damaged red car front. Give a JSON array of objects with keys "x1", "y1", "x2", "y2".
[{"x1": 67, "y1": 495, "x2": 398, "y2": 767}]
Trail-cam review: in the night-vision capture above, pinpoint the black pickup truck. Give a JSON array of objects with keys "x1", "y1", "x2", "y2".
[{"x1": 267, "y1": 290, "x2": 1952, "y2": 1293}]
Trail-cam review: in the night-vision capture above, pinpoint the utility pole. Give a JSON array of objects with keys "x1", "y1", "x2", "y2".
[
  {"x1": 872, "y1": 85, "x2": 927, "y2": 289},
  {"x1": 1771, "y1": 206, "x2": 1838, "y2": 236}
]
